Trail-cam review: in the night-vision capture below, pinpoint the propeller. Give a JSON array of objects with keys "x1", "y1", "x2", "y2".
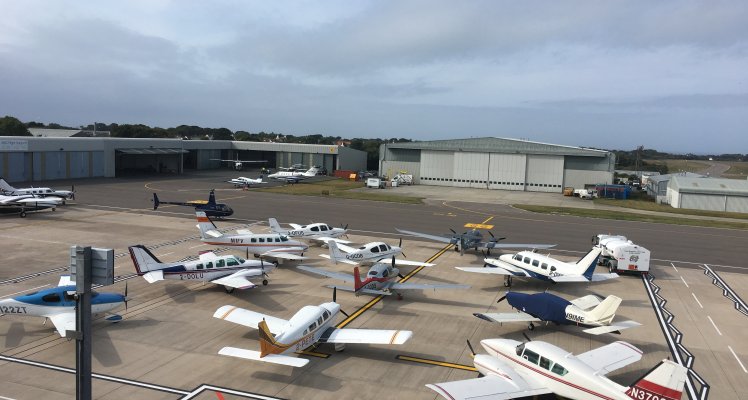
[
  {"x1": 340, "y1": 223, "x2": 349, "y2": 238},
  {"x1": 522, "y1": 332, "x2": 532, "y2": 342},
  {"x1": 123, "y1": 282, "x2": 129, "y2": 310},
  {"x1": 497, "y1": 295, "x2": 507, "y2": 304},
  {"x1": 466, "y1": 339, "x2": 476, "y2": 357},
  {"x1": 332, "y1": 287, "x2": 350, "y2": 317},
  {"x1": 398, "y1": 238, "x2": 406, "y2": 258},
  {"x1": 70, "y1": 185, "x2": 75, "y2": 200}
]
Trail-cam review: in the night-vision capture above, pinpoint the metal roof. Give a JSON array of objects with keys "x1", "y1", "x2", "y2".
[
  {"x1": 384, "y1": 137, "x2": 609, "y2": 157},
  {"x1": 116, "y1": 148, "x2": 189, "y2": 155},
  {"x1": 649, "y1": 172, "x2": 705, "y2": 184},
  {"x1": 669, "y1": 176, "x2": 748, "y2": 196}
]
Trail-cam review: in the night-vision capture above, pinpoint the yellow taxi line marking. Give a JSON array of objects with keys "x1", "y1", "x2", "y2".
[
  {"x1": 464, "y1": 223, "x2": 494, "y2": 230},
  {"x1": 396, "y1": 355, "x2": 477, "y2": 372},
  {"x1": 296, "y1": 350, "x2": 330, "y2": 358}
]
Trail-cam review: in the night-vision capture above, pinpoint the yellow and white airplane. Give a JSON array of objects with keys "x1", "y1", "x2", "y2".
[
  {"x1": 428, "y1": 338, "x2": 687, "y2": 400},
  {"x1": 195, "y1": 212, "x2": 308, "y2": 262},
  {"x1": 213, "y1": 288, "x2": 412, "y2": 367}
]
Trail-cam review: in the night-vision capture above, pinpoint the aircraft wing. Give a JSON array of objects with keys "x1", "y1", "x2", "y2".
[
  {"x1": 314, "y1": 237, "x2": 352, "y2": 245},
  {"x1": 332, "y1": 242, "x2": 357, "y2": 254},
  {"x1": 456, "y1": 266, "x2": 528, "y2": 276},
  {"x1": 297, "y1": 265, "x2": 354, "y2": 283},
  {"x1": 427, "y1": 375, "x2": 550, "y2": 400},
  {"x1": 262, "y1": 251, "x2": 306, "y2": 261},
  {"x1": 211, "y1": 269, "x2": 263, "y2": 290},
  {"x1": 474, "y1": 312, "x2": 541, "y2": 324},
  {"x1": 395, "y1": 229, "x2": 453, "y2": 244},
  {"x1": 583, "y1": 321, "x2": 642, "y2": 335},
  {"x1": 318, "y1": 254, "x2": 359, "y2": 265},
  {"x1": 142, "y1": 270, "x2": 164, "y2": 283},
  {"x1": 318, "y1": 327, "x2": 412, "y2": 344},
  {"x1": 482, "y1": 243, "x2": 556, "y2": 249},
  {"x1": 324, "y1": 285, "x2": 391, "y2": 296},
  {"x1": 48, "y1": 312, "x2": 76, "y2": 337},
  {"x1": 549, "y1": 275, "x2": 590, "y2": 282},
  {"x1": 390, "y1": 258, "x2": 436, "y2": 267},
  {"x1": 590, "y1": 273, "x2": 619, "y2": 281},
  {"x1": 576, "y1": 341, "x2": 643, "y2": 375},
  {"x1": 218, "y1": 347, "x2": 309, "y2": 367},
  {"x1": 390, "y1": 282, "x2": 470, "y2": 291},
  {"x1": 213, "y1": 305, "x2": 287, "y2": 335}
]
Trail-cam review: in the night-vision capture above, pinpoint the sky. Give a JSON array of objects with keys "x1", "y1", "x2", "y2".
[{"x1": 1, "y1": 1, "x2": 746, "y2": 154}]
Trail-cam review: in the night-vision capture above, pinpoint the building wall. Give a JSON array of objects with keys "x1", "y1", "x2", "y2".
[
  {"x1": 488, "y1": 153, "x2": 526, "y2": 191},
  {"x1": 337, "y1": 146, "x2": 367, "y2": 171},
  {"x1": 562, "y1": 169, "x2": 613, "y2": 190},
  {"x1": 676, "y1": 192, "x2": 748, "y2": 212},
  {"x1": 419, "y1": 150, "x2": 453, "y2": 186}
]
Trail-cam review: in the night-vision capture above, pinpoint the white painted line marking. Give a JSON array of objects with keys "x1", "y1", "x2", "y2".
[
  {"x1": 189, "y1": 244, "x2": 207, "y2": 249},
  {"x1": 0, "y1": 395, "x2": 18, "y2": 400},
  {"x1": 707, "y1": 316, "x2": 722, "y2": 336},
  {"x1": 681, "y1": 276, "x2": 689, "y2": 288},
  {"x1": 670, "y1": 263, "x2": 678, "y2": 272},
  {"x1": 0, "y1": 284, "x2": 51, "y2": 299},
  {"x1": 156, "y1": 252, "x2": 173, "y2": 257},
  {"x1": 728, "y1": 346, "x2": 747, "y2": 373},
  {"x1": 691, "y1": 293, "x2": 703, "y2": 309}
]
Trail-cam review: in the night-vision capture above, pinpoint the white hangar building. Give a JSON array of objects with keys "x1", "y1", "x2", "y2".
[
  {"x1": 667, "y1": 176, "x2": 748, "y2": 213},
  {"x1": 379, "y1": 137, "x2": 614, "y2": 192}
]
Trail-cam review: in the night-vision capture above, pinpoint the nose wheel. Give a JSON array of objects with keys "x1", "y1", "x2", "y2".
[
  {"x1": 503, "y1": 276, "x2": 512, "y2": 287},
  {"x1": 262, "y1": 279, "x2": 268, "y2": 286},
  {"x1": 528, "y1": 322, "x2": 535, "y2": 331}
]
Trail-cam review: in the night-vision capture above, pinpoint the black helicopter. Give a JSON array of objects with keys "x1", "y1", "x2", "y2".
[{"x1": 152, "y1": 189, "x2": 233, "y2": 218}]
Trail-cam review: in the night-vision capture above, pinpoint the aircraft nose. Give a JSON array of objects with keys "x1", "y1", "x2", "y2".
[{"x1": 480, "y1": 338, "x2": 521, "y2": 356}]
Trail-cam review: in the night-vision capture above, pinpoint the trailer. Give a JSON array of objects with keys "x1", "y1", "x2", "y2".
[{"x1": 592, "y1": 234, "x2": 650, "y2": 274}]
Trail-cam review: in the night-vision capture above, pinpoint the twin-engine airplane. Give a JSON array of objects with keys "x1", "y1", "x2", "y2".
[
  {"x1": 129, "y1": 245, "x2": 274, "y2": 293},
  {"x1": 397, "y1": 227, "x2": 555, "y2": 256},
  {"x1": 474, "y1": 292, "x2": 641, "y2": 334},
  {"x1": 320, "y1": 240, "x2": 434, "y2": 267},
  {"x1": 267, "y1": 166, "x2": 319, "y2": 184},
  {"x1": 153, "y1": 189, "x2": 233, "y2": 218},
  {"x1": 213, "y1": 288, "x2": 412, "y2": 367},
  {"x1": 196, "y1": 212, "x2": 308, "y2": 262},
  {"x1": 0, "y1": 276, "x2": 127, "y2": 337},
  {"x1": 427, "y1": 338, "x2": 687, "y2": 400},
  {"x1": 458, "y1": 247, "x2": 618, "y2": 287},
  {"x1": 268, "y1": 218, "x2": 350, "y2": 245},
  {"x1": 0, "y1": 177, "x2": 75, "y2": 203},
  {"x1": 0, "y1": 193, "x2": 62, "y2": 217},
  {"x1": 227, "y1": 176, "x2": 265, "y2": 187},
  {"x1": 298, "y1": 257, "x2": 469, "y2": 298}
]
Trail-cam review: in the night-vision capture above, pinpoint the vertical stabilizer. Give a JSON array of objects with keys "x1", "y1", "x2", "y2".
[
  {"x1": 268, "y1": 218, "x2": 284, "y2": 233},
  {"x1": 573, "y1": 248, "x2": 603, "y2": 280},
  {"x1": 152, "y1": 193, "x2": 160, "y2": 210},
  {"x1": 128, "y1": 245, "x2": 164, "y2": 274},
  {"x1": 328, "y1": 240, "x2": 345, "y2": 265},
  {"x1": 195, "y1": 211, "x2": 220, "y2": 239},
  {"x1": 353, "y1": 267, "x2": 364, "y2": 293},
  {"x1": 0, "y1": 178, "x2": 16, "y2": 192},
  {"x1": 258, "y1": 319, "x2": 287, "y2": 357},
  {"x1": 625, "y1": 360, "x2": 687, "y2": 400},
  {"x1": 207, "y1": 189, "x2": 217, "y2": 206}
]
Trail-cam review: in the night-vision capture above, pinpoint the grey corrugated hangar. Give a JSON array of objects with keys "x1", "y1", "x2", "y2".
[
  {"x1": 379, "y1": 137, "x2": 614, "y2": 192},
  {"x1": 0, "y1": 137, "x2": 366, "y2": 182},
  {"x1": 667, "y1": 176, "x2": 748, "y2": 213}
]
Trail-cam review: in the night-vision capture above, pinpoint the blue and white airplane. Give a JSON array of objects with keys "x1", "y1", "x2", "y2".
[{"x1": 0, "y1": 276, "x2": 127, "y2": 337}]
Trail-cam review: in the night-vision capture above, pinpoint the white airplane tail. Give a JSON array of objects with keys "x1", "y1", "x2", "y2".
[
  {"x1": 625, "y1": 359, "x2": 687, "y2": 400},
  {"x1": 128, "y1": 245, "x2": 167, "y2": 274},
  {"x1": 303, "y1": 167, "x2": 319, "y2": 176},
  {"x1": 268, "y1": 218, "x2": 284, "y2": 234},
  {"x1": 572, "y1": 247, "x2": 603, "y2": 280},
  {"x1": 584, "y1": 295, "x2": 621, "y2": 325},
  {"x1": 327, "y1": 240, "x2": 346, "y2": 265},
  {"x1": 0, "y1": 177, "x2": 16, "y2": 193},
  {"x1": 196, "y1": 211, "x2": 222, "y2": 239}
]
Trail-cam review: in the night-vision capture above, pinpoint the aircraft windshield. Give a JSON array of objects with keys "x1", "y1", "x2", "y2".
[{"x1": 280, "y1": 236, "x2": 289, "y2": 242}]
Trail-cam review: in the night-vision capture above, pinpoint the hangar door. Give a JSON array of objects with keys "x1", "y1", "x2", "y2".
[
  {"x1": 681, "y1": 194, "x2": 726, "y2": 212},
  {"x1": 419, "y1": 150, "x2": 454, "y2": 187},
  {"x1": 488, "y1": 153, "x2": 526, "y2": 191},
  {"x1": 726, "y1": 196, "x2": 748, "y2": 213},
  {"x1": 453, "y1": 152, "x2": 489, "y2": 188},
  {"x1": 525, "y1": 155, "x2": 564, "y2": 193}
]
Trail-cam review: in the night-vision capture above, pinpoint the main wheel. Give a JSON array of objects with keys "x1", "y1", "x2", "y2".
[
  {"x1": 262, "y1": 279, "x2": 268, "y2": 286},
  {"x1": 224, "y1": 286, "x2": 235, "y2": 294},
  {"x1": 20, "y1": 211, "x2": 27, "y2": 218},
  {"x1": 528, "y1": 322, "x2": 535, "y2": 331}
]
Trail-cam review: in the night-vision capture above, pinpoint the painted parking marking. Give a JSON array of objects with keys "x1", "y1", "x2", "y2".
[
  {"x1": 671, "y1": 263, "x2": 678, "y2": 272},
  {"x1": 396, "y1": 355, "x2": 477, "y2": 372},
  {"x1": 692, "y1": 293, "x2": 703, "y2": 309},
  {"x1": 707, "y1": 316, "x2": 722, "y2": 336},
  {"x1": 728, "y1": 346, "x2": 747, "y2": 373},
  {"x1": 681, "y1": 276, "x2": 689, "y2": 288},
  {"x1": 463, "y1": 223, "x2": 494, "y2": 229},
  {"x1": 296, "y1": 350, "x2": 330, "y2": 358}
]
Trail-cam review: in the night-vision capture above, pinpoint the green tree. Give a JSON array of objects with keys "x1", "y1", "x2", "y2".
[{"x1": 0, "y1": 116, "x2": 31, "y2": 136}]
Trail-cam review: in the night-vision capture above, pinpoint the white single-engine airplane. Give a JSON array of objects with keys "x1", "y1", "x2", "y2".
[
  {"x1": 267, "y1": 166, "x2": 319, "y2": 184},
  {"x1": 129, "y1": 245, "x2": 274, "y2": 293},
  {"x1": 0, "y1": 276, "x2": 127, "y2": 337},
  {"x1": 195, "y1": 212, "x2": 308, "y2": 262},
  {"x1": 427, "y1": 338, "x2": 687, "y2": 400},
  {"x1": 298, "y1": 258, "x2": 469, "y2": 298},
  {"x1": 457, "y1": 247, "x2": 617, "y2": 287},
  {"x1": 268, "y1": 218, "x2": 350, "y2": 245},
  {"x1": 0, "y1": 178, "x2": 75, "y2": 203},
  {"x1": 213, "y1": 288, "x2": 412, "y2": 367},
  {"x1": 227, "y1": 176, "x2": 266, "y2": 187},
  {"x1": 320, "y1": 240, "x2": 435, "y2": 267}
]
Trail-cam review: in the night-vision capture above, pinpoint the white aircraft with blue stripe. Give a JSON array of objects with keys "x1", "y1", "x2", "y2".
[{"x1": 0, "y1": 276, "x2": 126, "y2": 337}]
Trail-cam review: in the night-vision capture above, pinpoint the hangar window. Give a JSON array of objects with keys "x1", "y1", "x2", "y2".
[
  {"x1": 541, "y1": 263, "x2": 548, "y2": 270},
  {"x1": 532, "y1": 260, "x2": 539, "y2": 267},
  {"x1": 523, "y1": 257, "x2": 531, "y2": 264}
]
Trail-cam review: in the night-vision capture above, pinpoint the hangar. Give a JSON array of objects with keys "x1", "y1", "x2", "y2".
[
  {"x1": 379, "y1": 137, "x2": 614, "y2": 193},
  {"x1": 0, "y1": 137, "x2": 366, "y2": 182},
  {"x1": 667, "y1": 176, "x2": 748, "y2": 213}
]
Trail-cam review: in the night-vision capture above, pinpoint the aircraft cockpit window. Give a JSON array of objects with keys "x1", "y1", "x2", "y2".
[
  {"x1": 541, "y1": 263, "x2": 548, "y2": 270},
  {"x1": 514, "y1": 254, "x2": 522, "y2": 261},
  {"x1": 522, "y1": 349, "x2": 540, "y2": 365},
  {"x1": 384, "y1": 244, "x2": 391, "y2": 251},
  {"x1": 274, "y1": 237, "x2": 281, "y2": 243},
  {"x1": 227, "y1": 258, "x2": 239, "y2": 266},
  {"x1": 317, "y1": 317, "x2": 324, "y2": 325},
  {"x1": 515, "y1": 343, "x2": 525, "y2": 356},
  {"x1": 237, "y1": 257, "x2": 246, "y2": 263},
  {"x1": 551, "y1": 363, "x2": 568, "y2": 376},
  {"x1": 382, "y1": 270, "x2": 388, "y2": 277},
  {"x1": 64, "y1": 291, "x2": 76, "y2": 301},
  {"x1": 281, "y1": 236, "x2": 288, "y2": 242},
  {"x1": 42, "y1": 293, "x2": 61, "y2": 302},
  {"x1": 323, "y1": 310, "x2": 330, "y2": 319},
  {"x1": 311, "y1": 226, "x2": 320, "y2": 232},
  {"x1": 532, "y1": 260, "x2": 539, "y2": 267},
  {"x1": 369, "y1": 270, "x2": 378, "y2": 276},
  {"x1": 216, "y1": 259, "x2": 225, "y2": 268},
  {"x1": 308, "y1": 322, "x2": 317, "y2": 331},
  {"x1": 321, "y1": 225, "x2": 328, "y2": 231},
  {"x1": 371, "y1": 246, "x2": 380, "y2": 253},
  {"x1": 196, "y1": 263, "x2": 204, "y2": 270},
  {"x1": 539, "y1": 356, "x2": 553, "y2": 370},
  {"x1": 523, "y1": 257, "x2": 531, "y2": 264}
]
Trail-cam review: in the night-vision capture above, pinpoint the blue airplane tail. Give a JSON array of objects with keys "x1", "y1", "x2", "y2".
[{"x1": 577, "y1": 248, "x2": 602, "y2": 280}]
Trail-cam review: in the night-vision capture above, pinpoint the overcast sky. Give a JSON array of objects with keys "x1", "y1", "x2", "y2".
[{"x1": 1, "y1": 1, "x2": 746, "y2": 153}]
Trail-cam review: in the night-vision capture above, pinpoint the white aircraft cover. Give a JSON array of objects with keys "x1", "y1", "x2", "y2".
[
  {"x1": 213, "y1": 305, "x2": 288, "y2": 335},
  {"x1": 211, "y1": 269, "x2": 262, "y2": 290},
  {"x1": 475, "y1": 312, "x2": 541, "y2": 323},
  {"x1": 576, "y1": 341, "x2": 643, "y2": 375},
  {"x1": 427, "y1": 375, "x2": 550, "y2": 400},
  {"x1": 48, "y1": 313, "x2": 76, "y2": 337},
  {"x1": 218, "y1": 347, "x2": 309, "y2": 368},
  {"x1": 318, "y1": 328, "x2": 412, "y2": 344}
]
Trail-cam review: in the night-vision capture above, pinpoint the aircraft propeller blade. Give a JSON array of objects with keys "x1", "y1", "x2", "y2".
[
  {"x1": 246, "y1": 247, "x2": 249, "y2": 260},
  {"x1": 333, "y1": 287, "x2": 351, "y2": 317},
  {"x1": 466, "y1": 339, "x2": 476, "y2": 357},
  {"x1": 488, "y1": 231, "x2": 495, "y2": 239},
  {"x1": 70, "y1": 185, "x2": 75, "y2": 200},
  {"x1": 123, "y1": 282, "x2": 129, "y2": 310},
  {"x1": 391, "y1": 256, "x2": 396, "y2": 269},
  {"x1": 522, "y1": 332, "x2": 532, "y2": 342},
  {"x1": 398, "y1": 274, "x2": 405, "y2": 279},
  {"x1": 449, "y1": 228, "x2": 456, "y2": 234},
  {"x1": 497, "y1": 295, "x2": 506, "y2": 303}
]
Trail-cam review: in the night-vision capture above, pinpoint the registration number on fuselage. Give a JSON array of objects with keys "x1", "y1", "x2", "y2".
[
  {"x1": 295, "y1": 333, "x2": 316, "y2": 351},
  {"x1": 0, "y1": 305, "x2": 28, "y2": 314},
  {"x1": 180, "y1": 272, "x2": 205, "y2": 280}
]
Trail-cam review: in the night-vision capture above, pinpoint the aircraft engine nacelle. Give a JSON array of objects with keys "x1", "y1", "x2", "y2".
[{"x1": 473, "y1": 354, "x2": 513, "y2": 380}]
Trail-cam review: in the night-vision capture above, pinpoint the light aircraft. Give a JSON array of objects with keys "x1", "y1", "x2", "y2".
[
  {"x1": 196, "y1": 211, "x2": 308, "y2": 262},
  {"x1": 227, "y1": 176, "x2": 266, "y2": 187},
  {"x1": 0, "y1": 276, "x2": 127, "y2": 337},
  {"x1": 267, "y1": 166, "x2": 319, "y2": 184},
  {"x1": 396, "y1": 228, "x2": 555, "y2": 256},
  {"x1": 457, "y1": 247, "x2": 617, "y2": 287},
  {"x1": 427, "y1": 338, "x2": 687, "y2": 400},
  {"x1": 320, "y1": 240, "x2": 435, "y2": 267},
  {"x1": 213, "y1": 288, "x2": 412, "y2": 367},
  {"x1": 128, "y1": 245, "x2": 274, "y2": 293},
  {"x1": 298, "y1": 257, "x2": 469, "y2": 298},
  {"x1": 153, "y1": 189, "x2": 233, "y2": 218},
  {"x1": 0, "y1": 177, "x2": 75, "y2": 203},
  {"x1": 0, "y1": 193, "x2": 62, "y2": 217},
  {"x1": 268, "y1": 218, "x2": 350, "y2": 245},
  {"x1": 474, "y1": 292, "x2": 640, "y2": 334},
  {"x1": 211, "y1": 157, "x2": 267, "y2": 171}
]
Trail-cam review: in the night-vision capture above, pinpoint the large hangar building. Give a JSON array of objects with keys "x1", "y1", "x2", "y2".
[
  {"x1": 380, "y1": 137, "x2": 614, "y2": 193},
  {"x1": 0, "y1": 137, "x2": 366, "y2": 182}
]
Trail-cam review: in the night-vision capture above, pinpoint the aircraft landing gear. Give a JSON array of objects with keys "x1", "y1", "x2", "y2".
[
  {"x1": 20, "y1": 211, "x2": 27, "y2": 218},
  {"x1": 503, "y1": 276, "x2": 512, "y2": 287},
  {"x1": 454, "y1": 245, "x2": 459, "y2": 252},
  {"x1": 528, "y1": 322, "x2": 535, "y2": 331},
  {"x1": 262, "y1": 279, "x2": 268, "y2": 286},
  {"x1": 224, "y1": 286, "x2": 235, "y2": 294}
]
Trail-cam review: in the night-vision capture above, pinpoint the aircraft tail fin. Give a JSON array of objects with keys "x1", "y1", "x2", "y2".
[
  {"x1": 0, "y1": 177, "x2": 16, "y2": 192},
  {"x1": 268, "y1": 218, "x2": 284, "y2": 233},
  {"x1": 258, "y1": 319, "x2": 287, "y2": 358},
  {"x1": 304, "y1": 167, "x2": 319, "y2": 176},
  {"x1": 353, "y1": 266, "x2": 364, "y2": 293},
  {"x1": 585, "y1": 295, "x2": 621, "y2": 325},
  {"x1": 152, "y1": 193, "x2": 160, "y2": 210},
  {"x1": 328, "y1": 240, "x2": 345, "y2": 265},
  {"x1": 574, "y1": 248, "x2": 603, "y2": 280},
  {"x1": 128, "y1": 245, "x2": 164, "y2": 274},
  {"x1": 625, "y1": 360, "x2": 687, "y2": 400},
  {"x1": 196, "y1": 211, "x2": 220, "y2": 239}
]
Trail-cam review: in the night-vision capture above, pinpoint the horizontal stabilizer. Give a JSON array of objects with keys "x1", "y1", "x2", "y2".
[
  {"x1": 213, "y1": 305, "x2": 288, "y2": 334},
  {"x1": 142, "y1": 270, "x2": 164, "y2": 283},
  {"x1": 218, "y1": 347, "x2": 309, "y2": 367},
  {"x1": 474, "y1": 312, "x2": 541, "y2": 324},
  {"x1": 391, "y1": 282, "x2": 470, "y2": 291},
  {"x1": 583, "y1": 320, "x2": 642, "y2": 335},
  {"x1": 569, "y1": 295, "x2": 602, "y2": 310},
  {"x1": 590, "y1": 273, "x2": 619, "y2": 282},
  {"x1": 318, "y1": 327, "x2": 412, "y2": 344},
  {"x1": 236, "y1": 229, "x2": 253, "y2": 235},
  {"x1": 324, "y1": 285, "x2": 391, "y2": 296},
  {"x1": 392, "y1": 258, "x2": 436, "y2": 267},
  {"x1": 58, "y1": 275, "x2": 74, "y2": 287},
  {"x1": 550, "y1": 275, "x2": 590, "y2": 282},
  {"x1": 315, "y1": 237, "x2": 351, "y2": 245}
]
